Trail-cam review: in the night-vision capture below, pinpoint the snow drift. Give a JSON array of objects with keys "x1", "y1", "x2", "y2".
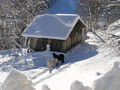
[
  {"x1": 94, "y1": 61, "x2": 120, "y2": 90},
  {"x1": 70, "y1": 80, "x2": 91, "y2": 90},
  {"x1": 70, "y1": 61, "x2": 120, "y2": 90},
  {"x1": 42, "y1": 85, "x2": 51, "y2": 90},
  {"x1": 1, "y1": 70, "x2": 35, "y2": 90},
  {"x1": 46, "y1": 0, "x2": 78, "y2": 14}
]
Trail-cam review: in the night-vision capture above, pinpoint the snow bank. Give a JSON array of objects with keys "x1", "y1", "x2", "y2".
[
  {"x1": 109, "y1": 19, "x2": 120, "y2": 27},
  {"x1": 1, "y1": 70, "x2": 35, "y2": 90},
  {"x1": 0, "y1": 86, "x2": 2, "y2": 90},
  {"x1": 42, "y1": 85, "x2": 51, "y2": 90},
  {"x1": 70, "y1": 80, "x2": 91, "y2": 90},
  {"x1": 94, "y1": 61, "x2": 120, "y2": 90},
  {"x1": 46, "y1": 0, "x2": 78, "y2": 14}
]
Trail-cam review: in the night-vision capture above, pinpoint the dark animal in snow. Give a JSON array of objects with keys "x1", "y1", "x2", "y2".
[{"x1": 53, "y1": 53, "x2": 64, "y2": 63}]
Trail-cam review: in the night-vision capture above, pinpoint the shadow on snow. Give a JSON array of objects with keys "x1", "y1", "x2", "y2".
[
  {"x1": 65, "y1": 42, "x2": 98, "y2": 63},
  {"x1": 0, "y1": 42, "x2": 98, "y2": 72},
  {"x1": 0, "y1": 42, "x2": 98, "y2": 85},
  {"x1": 33, "y1": 42, "x2": 98, "y2": 85}
]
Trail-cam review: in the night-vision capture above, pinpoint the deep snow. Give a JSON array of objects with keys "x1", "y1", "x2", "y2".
[
  {"x1": 1, "y1": 70, "x2": 35, "y2": 90},
  {"x1": 46, "y1": 0, "x2": 78, "y2": 14},
  {"x1": 70, "y1": 80, "x2": 91, "y2": 90},
  {"x1": 0, "y1": 20, "x2": 120, "y2": 90},
  {"x1": 94, "y1": 61, "x2": 120, "y2": 90},
  {"x1": 42, "y1": 85, "x2": 51, "y2": 90}
]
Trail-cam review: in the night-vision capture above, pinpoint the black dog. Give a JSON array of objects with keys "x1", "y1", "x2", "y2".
[{"x1": 53, "y1": 53, "x2": 64, "y2": 63}]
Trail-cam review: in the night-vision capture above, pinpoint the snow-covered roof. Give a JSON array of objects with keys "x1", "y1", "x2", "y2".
[{"x1": 22, "y1": 14, "x2": 86, "y2": 40}]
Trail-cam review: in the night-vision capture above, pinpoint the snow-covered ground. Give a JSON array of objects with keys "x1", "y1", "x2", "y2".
[
  {"x1": 0, "y1": 20, "x2": 120, "y2": 90},
  {"x1": 1, "y1": 70, "x2": 35, "y2": 90},
  {"x1": 46, "y1": 0, "x2": 78, "y2": 14}
]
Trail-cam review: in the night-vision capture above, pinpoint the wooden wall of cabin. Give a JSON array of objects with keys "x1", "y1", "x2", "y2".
[
  {"x1": 29, "y1": 38, "x2": 47, "y2": 51},
  {"x1": 29, "y1": 37, "x2": 65, "y2": 52},
  {"x1": 50, "y1": 39, "x2": 65, "y2": 52},
  {"x1": 62, "y1": 20, "x2": 83, "y2": 52},
  {"x1": 35, "y1": 38, "x2": 47, "y2": 51}
]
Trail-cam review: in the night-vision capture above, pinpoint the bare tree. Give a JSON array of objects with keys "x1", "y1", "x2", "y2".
[
  {"x1": 76, "y1": 0, "x2": 120, "y2": 31},
  {"x1": 0, "y1": 0, "x2": 49, "y2": 50}
]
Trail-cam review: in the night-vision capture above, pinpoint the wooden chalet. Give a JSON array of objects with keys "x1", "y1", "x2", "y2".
[{"x1": 22, "y1": 14, "x2": 87, "y2": 52}]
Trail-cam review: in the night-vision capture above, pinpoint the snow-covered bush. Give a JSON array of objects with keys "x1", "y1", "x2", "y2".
[
  {"x1": 0, "y1": 0, "x2": 49, "y2": 50},
  {"x1": 96, "y1": 72, "x2": 101, "y2": 76},
  {"x1": 70, "y1": 80, "x2": 91, "y2": 90},
  {"x1": 42, "y1": 85, "x2": 51, "y2": 90},
  {"x1": 94, "y1": 61, "x2": 120, "y2": 90},
  {"x1": 1, "y1": 70, "x2": 35, "y2": 90}
]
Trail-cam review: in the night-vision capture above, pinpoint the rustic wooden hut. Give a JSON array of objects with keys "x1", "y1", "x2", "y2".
[{"x1": 22, "y1": 14, "x2": 87, "y2": 52}]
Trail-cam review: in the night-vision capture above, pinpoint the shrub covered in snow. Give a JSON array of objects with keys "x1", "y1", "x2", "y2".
[
  {"x1": 96, "y1": 72, "x2": 101, "y2": 76},
  {"x1": 42, "y1": 85, "x2": 51, "y2": 90},
  {"x1": 1, "y1": 70, "x2": 35, "y2": 90},
  {"x1": 94, "y1": 61, "x2": 120, "y2": 90},
  {"x1": 70, "y1": 80, "x2": 91, "y2": 90}
]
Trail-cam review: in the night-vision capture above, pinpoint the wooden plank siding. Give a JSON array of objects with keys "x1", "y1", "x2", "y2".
[
  {"x1": 50, "y1": 39, "x2": 64, "y2": 52},
  {"x1": 35, "y1": 38, "x2": 47, "y2": 51},
  {"x1": 61, "y1": 20, "x2": 83, "y2": 52}
]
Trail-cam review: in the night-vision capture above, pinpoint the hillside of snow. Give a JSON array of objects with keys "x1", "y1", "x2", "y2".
[
  {"x1": 0, "y1": 20, "x2": 120, "y2": 90},
  {"x1": 46, "y1": 0, "x2": 78, "y2": 14}
]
